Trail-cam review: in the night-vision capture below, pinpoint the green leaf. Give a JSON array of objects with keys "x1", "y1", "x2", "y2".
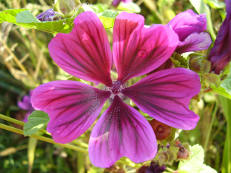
[
  {"x1": 221, "y1": 72, "x2": 231, "y2": 95},
  {"x1": 204, "y1": 0, "x2": 225, "y2": 9},
  {"x1": 212, "y1": 67, "x2": 231, "y2": 99},
  {"x1": 0, "y1": 9, "x2": 27, "y2": 23},
  {"x1": 178, "y1": 145, "x2": 217, "y2": 173},
  {"x1": 0, "y1": 9, "x2": 75, "y2": 33},
  {"x1": 16, "y1": 10, "x2": 39, "y2": 23},
  {"x1": 23, "y1": 111, "x2": 49, "y2": 136},
  {"x1": 99, "y1": 10, "x2": 118, "y2": 29},
  {"x1": 90, "y1": 3, "x2": 108, "y2": 13},
  {"x1": 178, "y1": 145, "x2": 204, "y2": 172},
  {"x1": 211, "y1": 86, "x2": 231, "y2": 100},
  {"x1": 189, "y1": 0, "x2": 216, "y2": 40},
  {"x1": 28, "y1": 138, "x2": 37, "y2": 173},
  {"x1": 117, "y1": 2, "x2": 141, "y2": 13}
]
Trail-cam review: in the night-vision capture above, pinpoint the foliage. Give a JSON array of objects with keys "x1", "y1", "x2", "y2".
[{"x1": 23, "y1": 111, "x2": 49, "y2": 136}]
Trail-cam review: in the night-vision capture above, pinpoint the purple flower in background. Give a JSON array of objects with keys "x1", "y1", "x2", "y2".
[
  {"x1": 112, "y1": 0, "x2": 132, "y2": 7},
  {"x1": 208, "y1": 0, "x2": 231, "y2": 74},
  {"x1": 169, "y1": 9, "x2": 212, "y2": 54},
  {"x1": 36, "y1": 9, "x2": 61, "y2": 21},
  {"x1": 18, "y1": 90, "x2": 34, "y2": 122},
  {"x1": 31, "y1": 11, "x2": 200, "y2": 168}
]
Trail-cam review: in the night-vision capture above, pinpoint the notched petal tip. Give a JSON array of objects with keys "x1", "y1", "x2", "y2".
[
  {"x1": 113, "y1": 18, "x2": 179, "y2": 83},
  {"x1": 48, "y1": 11, "x2": 112, "y2": 86}
]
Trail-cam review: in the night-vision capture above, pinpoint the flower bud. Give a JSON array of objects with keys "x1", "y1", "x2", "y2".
[
  {"x1": 177, "y1": 146, "x2": 189, "y2": 159},
  {"x1": 149, "y1": 119, "x2": 172, "y2": 140},
  {"x1": 189, "y1": 55, "x2": 211, "y2": 73}
]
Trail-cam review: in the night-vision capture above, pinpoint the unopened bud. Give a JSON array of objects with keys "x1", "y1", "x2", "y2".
[
  {"x1": 189, "y1": 55, "x2": 211, "y2": 73},
  {"x1": 177, "y1": 146, "x2": 189, "y2": 159},
  {"x1": 149, "y1": 119, "x2": 172, "y2": 140}
]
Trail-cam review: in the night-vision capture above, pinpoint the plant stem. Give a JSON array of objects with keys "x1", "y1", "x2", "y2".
[
  {"x1": 203, "y1": 103, "x2": 218, "y2": 152},
  {"x1": 0, "y1": 114, "x2": 24, "y2": 126},
  {"x1": 0, "y1": 123, "x2": 87, "y2": 153},
  {"x1": 0, "y1": 114, "x2": 87, "y2": 148}
]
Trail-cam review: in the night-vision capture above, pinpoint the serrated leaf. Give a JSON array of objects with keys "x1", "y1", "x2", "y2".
[
  {"x1": 23, "y1": 111, "x2": 49, "y2": 136},
  {"x1": 117, "y1": 2, "x2": 141, "y2": 13}
]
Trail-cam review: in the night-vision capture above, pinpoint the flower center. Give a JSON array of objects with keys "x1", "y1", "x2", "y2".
[
  {"x1": 111, "y1": 80, "x2": 123, "y2": 94},
  {"x1": 106, "y1": 80, "x2": 125, "y2": 99}
]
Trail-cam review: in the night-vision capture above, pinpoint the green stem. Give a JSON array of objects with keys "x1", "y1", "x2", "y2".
[
  {"x1": 0, "y1": 123, "x2": 87, "y2": 153},
  {"x1": 203, "y1": 103, "x2": 218, "y2": 152},
  {"x1": 0, "y1": 114, "x2": 88, "y2": 149},
  {"x1": 0, "y1": 114, "x2": 24, "y2": 126},
  {"x1": 72, "y1": 140, "x2": 88, "y2": 149},
  {"x1": 0, "y1": 114, "x2": 49, "y2": 135}
]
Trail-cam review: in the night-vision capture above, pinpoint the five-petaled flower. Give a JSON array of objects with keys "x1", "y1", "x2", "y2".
[
  {"x1": 169, "y1": 9, "x2": 211, "y2": 54},
  {"x1": 31, "y1": 11, "x2": 201, "y2": 168},
  {"x1": 208, "y1": 0, "x2": 231, "y2": 74}
]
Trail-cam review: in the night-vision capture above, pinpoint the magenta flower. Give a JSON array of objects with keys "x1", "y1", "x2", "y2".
[
  {"x1": 208, "y1": 0, "x2": 231, "y2": 74},
  {"x1": 112, "y1": 0, "x2": 132, "y2": 7},
  {"x1": 169, "y1": 9, "x2": 211, "y2": 54},
  {"x1": 31, "y1": 11, "x2": 200, "y2": 168},
  {"x1": 18, "y1": 90, "x2": 34, "y2": 122}
]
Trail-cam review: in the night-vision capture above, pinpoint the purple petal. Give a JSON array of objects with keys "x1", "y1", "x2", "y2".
[
  {"x1": 31, "y1": 81, "x2": 110, "y2": 143},
  {"x1": 208, "y1": 15, "x2": 231, "y2": 74},
  {"x1": 176, "y1": 32, "x2": 212, "y2": 53},
  {"x1": 89, "y1": 96, "x2": 157, "y2": 168},
  {"x1": 112, "y1": 0, "x2": 121, "y2": 6},
  {"x1": 18, "y1": 96, "x2": 31, "y2": 110},
  {"x1": 113, "y1": 12, "x2": 178, "y2": 83},
  {"x1": 122, "y1": 68, "x2": 201, "y2": 130},
  {"x1": 112, "y1": 0, "x2": 132, "y2": 6},
  {"x1": 49, "y1": 12, "x2": 112, "y2": 86},
  {"x1": 226, "y1": 0, "x2": 231, "y2": 14},
  {"x1": 169, "y1": 10, "x2": 207, "y2": 41},
  {"x1": 23, "y1": 111, "x2": 33, "y2": 123},
  {"x1": 36, "y1": 9, "x2": 60, "y2": 21}
]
